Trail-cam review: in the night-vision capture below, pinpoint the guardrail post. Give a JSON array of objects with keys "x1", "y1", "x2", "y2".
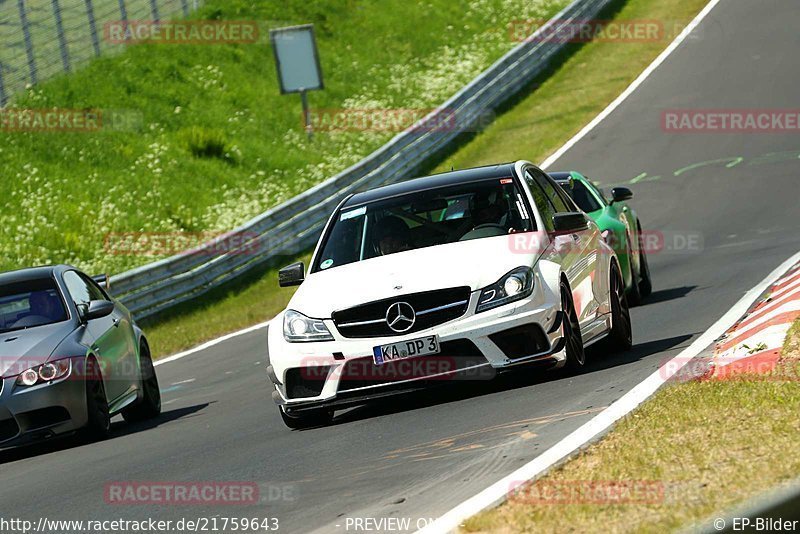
[
  {"x1": 180, "y1": 0, "x2": 189, "y2": 17},
  {"x1": 0, "y1": 63, "x2": 7, "y2": 107},
  {"x1": 149, "y1": 0, "x2": 160, "y2": 22},
  {"x1": 117, "y1": 0, "x2": 128, "y2": 22},
  {"x1": 51, "y1": 0, "x2": 71, "y2": 73},
  {"x1": 17, "y1": 0, "x2": 37, "y2": 86},
  {"x1": 84, "y1": 0, "x2": 101, "y2": 56}
]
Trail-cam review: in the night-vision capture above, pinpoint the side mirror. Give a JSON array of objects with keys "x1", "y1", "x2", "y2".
[
  {"x1": 78, "y1": 300, "x2": 115, "y2": 322},
  {"x1": 552, "y1": 212, "x2": 589, "y2": 233},
  {"x1": 610, "y1": 187, "x2": 633, "y2": 205},
  {"x1": 279, "y1": 262, "x2": 305, "y2": 287}
]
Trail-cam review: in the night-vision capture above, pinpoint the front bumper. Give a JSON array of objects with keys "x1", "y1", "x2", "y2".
[
  {"x1": 267, "y1": 285, "x2": 566, "y2": 412},
  {"x1": 0, "y1": 361, "x2": 88, "y2": 447}
]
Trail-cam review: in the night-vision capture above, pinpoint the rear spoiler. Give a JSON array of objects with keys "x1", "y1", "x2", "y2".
[{"x1": 92, "y1": 274, "x2": 110, "y2": 291}]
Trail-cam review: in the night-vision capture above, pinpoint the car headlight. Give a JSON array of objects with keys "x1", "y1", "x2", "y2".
[
  {"x1": 283, "y1": 310, "x2": 334, "y2": 343},
  {"x1": 476, "y1": 267, "x2": 535, "y2": 313},
  {"x1": 16, "y1": 359, "x2": 71, "y2": 387}
]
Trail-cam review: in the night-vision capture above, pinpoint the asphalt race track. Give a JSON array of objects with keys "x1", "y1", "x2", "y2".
[{"x1": 2, "y1": 1, "x2": 799, "y2": 532}]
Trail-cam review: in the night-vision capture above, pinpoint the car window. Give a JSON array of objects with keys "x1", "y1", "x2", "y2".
[
  {"x1": 63, "y1": 270, "x2": 105, "y2": 306},
  {"x1": 565, "y1": 180, "x2": 603, "y2": 213},
  {"x1": 313, "y1": 177, "x2": 535, "y2": 272},
  {"x1": 529, "y1": 168, "x2": 569, "y2": 212},
  {"x1": 0, "y1": 277, "x2": 69, "y2": 333},
  {"x1": 584, "y1": 178, "x2": 609, "y2": 205},
  {"x1": 524, "y1": 170, "x2": 556, "y2": 231}
]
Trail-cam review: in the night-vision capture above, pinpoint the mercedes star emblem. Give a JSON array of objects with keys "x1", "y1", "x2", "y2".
[{"x1": 385, "y1": 301, "x2": 416, "y2": 333}]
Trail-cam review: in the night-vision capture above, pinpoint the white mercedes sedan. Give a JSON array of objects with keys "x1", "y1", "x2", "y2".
[{"x1": 267, "y1": 161, "x2": 632, "y2": 428}]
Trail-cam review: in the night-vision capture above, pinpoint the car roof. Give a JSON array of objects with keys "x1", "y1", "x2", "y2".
[
  {"x1": 343, "y1": 163, "x2": 518, "y2": 208},
  {"x1": 0, "y1": 265, "x2": 70, "y2": 285}
]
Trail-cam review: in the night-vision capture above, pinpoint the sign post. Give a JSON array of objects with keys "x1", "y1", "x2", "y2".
[{"x1": 269, "y1": 24, "x2": 324, "y2": 140}]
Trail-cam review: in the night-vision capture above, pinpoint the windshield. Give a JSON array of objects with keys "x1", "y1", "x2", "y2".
[
  {"x1": 313, "y1": 177, "x2": 534, "y2": 272},
  {"x1": 0, "y1": 277, "x2": 69, "y2": 334},
  {"x1": 563, "y1": 179, "x2": 603, "y2": 213}
]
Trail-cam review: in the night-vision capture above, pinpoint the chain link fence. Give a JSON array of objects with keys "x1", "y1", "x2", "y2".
[{"x1": 0, "y1": 0, "x2": 203, "y2": 106}]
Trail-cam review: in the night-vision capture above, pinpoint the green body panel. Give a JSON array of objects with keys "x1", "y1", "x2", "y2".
[{"x1": 567, "y1": 172, "x2": 642, "y2": 293}]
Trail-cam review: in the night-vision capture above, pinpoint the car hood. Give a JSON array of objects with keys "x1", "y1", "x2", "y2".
[
  {"x1": 0, "y1": 322, "x2": 75, "y2": 377},
  {"x1": 290, "y1": 235, "x2": 541, "y2": 318}
]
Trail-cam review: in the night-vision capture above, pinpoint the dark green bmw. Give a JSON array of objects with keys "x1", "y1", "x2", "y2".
[{"x1": 552, "y1": 171, "x2": 652, "y2": 305}]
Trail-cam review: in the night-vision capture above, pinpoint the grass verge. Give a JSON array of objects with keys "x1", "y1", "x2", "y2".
[
  {"x1": 140, "y1": 0, "x2": 707, "y2": 358},
  {"x1": 463, "y1": 317, "x2": 800, "y2": 533},
  {"x1": 1, "y1": 0, "x2": 565, "y2": 275}
]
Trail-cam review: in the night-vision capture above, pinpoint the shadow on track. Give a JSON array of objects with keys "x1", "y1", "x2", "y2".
[
  {"x1": 323, "y1": 334, "x2": 694, "y2": 428},
  {"x1": 0, "y1": 403, "x2": 209, "y2": 465},
  {"x1": 639, "y1": 285, "x2": 698, "y2": 306}
]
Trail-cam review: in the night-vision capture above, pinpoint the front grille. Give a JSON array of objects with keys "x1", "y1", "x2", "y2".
[
  {"x1": 489, "y1": 324, "x2": 550, "y2": 359},
  {"x1": 338, "y1": 339, "x2": 489, "y2": 391},
  {"x1": 332, "y1": 287, "x2": 471, "y2": 338},
  {"x1": 285, "y1": 366, "x2": 330, "y2": 399}
]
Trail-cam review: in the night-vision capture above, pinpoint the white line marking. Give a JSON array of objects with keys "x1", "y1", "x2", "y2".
[
  {"x1": 540, "y1": 0, "x2": 723, "y2": 171},
  {"x1": 154, "y1": 320, "x2": 271, "y2": 367},
  {"x1": 170, "y1": 378, "x2": 196, "y2": 386},
  {"x1": 419, "y1": 249, "x2": 800, "y2": 534}
]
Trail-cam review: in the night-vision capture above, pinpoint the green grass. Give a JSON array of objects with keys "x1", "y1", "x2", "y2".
[
  {"x1": 0, "y1": 0, "x2": 566, "y2": 275},
  {"x1": 463, "y1": 318, "x2": 800, "y2": 533}
]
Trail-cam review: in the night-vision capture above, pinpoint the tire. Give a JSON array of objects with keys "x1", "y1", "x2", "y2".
[
  {"x1": 82, "y1": 358, "x2": 111, "y2": 441},
  {"x1": 122, "y1": 343, "x2": 162, "y2": 423},
  {"x1": 624, "y1": 234, "x2": 642, "y2": 306},
  {"x1": 637, "y1": 223, "x2": 653, "y2": 298},
  {"x1": 561, "y1": 280, "x2": 586, "y2": 371},
  {"x1": 279, "y1": 406, "x2": 334, "y2": 430},
  {"x1": 606, "y1": 263, "x2": 633, "y2": 351}
]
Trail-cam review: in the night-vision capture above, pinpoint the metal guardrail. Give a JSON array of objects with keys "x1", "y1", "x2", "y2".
[{"x1": 109, "y1": 0, "x2": 615, "y2": 319}]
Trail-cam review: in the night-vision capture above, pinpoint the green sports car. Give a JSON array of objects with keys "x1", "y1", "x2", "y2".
[{"x1": 551, "y1": 171, "x2": 652, "y2": 305}]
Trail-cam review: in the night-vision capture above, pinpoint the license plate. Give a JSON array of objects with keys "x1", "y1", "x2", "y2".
[{"x1": 373, "y1": 335, "x2": 440, "y2": 365}]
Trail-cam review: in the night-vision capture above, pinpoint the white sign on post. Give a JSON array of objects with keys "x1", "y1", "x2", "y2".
[
  {"x1": 270, "y1": 24, "x2": 323, "y2": 138},
  {"x1": 270, "y1": 24, "x2": 324, "y2": 94}
]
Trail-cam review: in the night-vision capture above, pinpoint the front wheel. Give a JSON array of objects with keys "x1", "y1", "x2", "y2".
[
  {"x1": 82, "y1": 358, "x2": 111, "y2": 441},
  {"x1": 561, "y1": 281, "x2": 586, "y2": 371},
  {"x1": 606, "y1": 263, "x2": 633, "y2": 351},
  {"x1": 279, "y1": 406, "x2": 334, "y2": 430},
  {"x1": 122, "y1": 343, "x2": 162, "y2": 423}
]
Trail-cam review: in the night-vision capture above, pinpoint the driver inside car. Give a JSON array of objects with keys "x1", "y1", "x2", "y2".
[
  {"x1": 14, "y1": 290, "x2": 66, "y2": 327},
  {"x1": 375, "y1": 216, "x2": 411, "y2": 256}
]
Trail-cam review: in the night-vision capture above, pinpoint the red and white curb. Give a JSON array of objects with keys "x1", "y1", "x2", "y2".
[{"x1": 709, "y1": 261, "x2": 800, "y2": 379}]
